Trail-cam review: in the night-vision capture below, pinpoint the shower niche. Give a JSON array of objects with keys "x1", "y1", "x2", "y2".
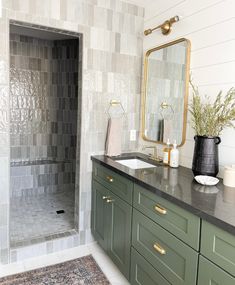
[{"x1": 9, "y1": 23, "x2": 81, "y2": 247}]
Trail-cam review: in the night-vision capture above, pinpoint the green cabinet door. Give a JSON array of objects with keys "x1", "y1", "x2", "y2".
[
  {"x1": 106, "y1": 191, "x2": 132, "y2": 280},
  {"x1": 198, "y1": 255, "x2": 235, "y2": 285},
  {"x1": 91, "y1": 179, "x2": 132, "y2": 280},
  {"x1": 91, "y1": 180, "x2": 109, "y2": 251}
]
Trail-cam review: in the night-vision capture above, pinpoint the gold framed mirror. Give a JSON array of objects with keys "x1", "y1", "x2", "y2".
[{"x1": 141, "y1": 38, "x2": 191, "y2": 146}]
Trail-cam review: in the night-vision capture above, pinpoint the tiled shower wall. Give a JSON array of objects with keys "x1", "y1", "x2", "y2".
[
  {"x1": 0, "y1": 0, "x2": 144, "y2": 264},
  {"x1": 10, "y1": 161, "x2": 75, "y2": 197},
  {"x1": 9, "y1": 34, "x2": 78, "y2": 199},
  {"x1": 10, "y1": 34, "x2": 78, "y2": 162}
]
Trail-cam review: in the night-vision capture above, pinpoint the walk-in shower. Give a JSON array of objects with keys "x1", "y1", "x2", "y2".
[{"x1": 9, "y1": 23, "x2": 81, "y2": 248}]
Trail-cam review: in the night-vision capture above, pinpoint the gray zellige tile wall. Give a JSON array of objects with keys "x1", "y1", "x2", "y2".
[
  {"x1": 10, "y1": 34, "x2": 78, "y2": 163},
  {"x1": 0, "y1": 0, "x2": 144, "y2": 263},
  {"x1": 10, "y1": 160, "x2": 75, "y2": 198}
]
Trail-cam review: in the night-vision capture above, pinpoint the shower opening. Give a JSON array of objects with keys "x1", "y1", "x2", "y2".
[{"x1": 9, "y1": 23, "x2": 81, "y2": 248}]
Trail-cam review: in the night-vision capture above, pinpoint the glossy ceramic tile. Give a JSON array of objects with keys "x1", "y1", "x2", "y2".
[
  {"x1": 0, "y1": 0, "x2": 144, "y2": 264},
  {"x1": 9, "y1": 34, "x2": 78, "y2": 162},
  {"x1": 10, "y1": 160, "x2": 75, "y2": 197}
]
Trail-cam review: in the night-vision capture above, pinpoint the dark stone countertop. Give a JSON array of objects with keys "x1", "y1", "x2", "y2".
[{"x1": 91, "y1": 152, "x2": 235, "y2": 236}]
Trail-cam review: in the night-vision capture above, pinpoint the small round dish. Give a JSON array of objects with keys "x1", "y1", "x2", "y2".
[{"x1": 194, "y1": 175, "x2": 219, "y2": 186}]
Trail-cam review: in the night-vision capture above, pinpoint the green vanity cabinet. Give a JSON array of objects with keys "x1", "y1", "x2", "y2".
[
  {"x1": 91, "y1": 179, "x2": 132, "y2": 279},
  {"x1": 198, "y1": 256, "x2": 235, "y2": 285},
  {"x1": 91, "y1": 161, "x2": 235, "y2": 284}
]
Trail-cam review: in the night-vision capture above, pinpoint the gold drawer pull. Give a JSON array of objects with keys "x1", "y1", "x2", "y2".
[
  {"x1": 106, "y1": 198, "x2": 115, "y2": 203},
  {"x1": 155, "y1": 204, "x2": 167, "y2": 215},
  {"x1": 102, "y1": 196, "x2": 109, "y2": 200},
  {"x1": 106, "y1": 176, "x2": 114, "y2": 182},
  {"x1": 153, "y1": 243, "x2": 166, "y2": 255}
]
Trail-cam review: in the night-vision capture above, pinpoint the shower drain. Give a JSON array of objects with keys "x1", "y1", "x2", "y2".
[{"x1": 56, "y1": 210, "x2": 65, "y2": 214}]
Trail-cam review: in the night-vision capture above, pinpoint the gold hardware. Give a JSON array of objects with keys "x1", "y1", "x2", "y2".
[
  {"x1": 160, "y1": 102, "x2": 174, "y2": 118},
  {"x1": 106, "y1": 100, "x2": 125, "y2": 118},
  {"x1": 144, "y1": 16, "x2": 180, "y2": 36},
  {"x1": 106, "y1": 176, "x2": 114, "y2": 182},
  {"x1": 102, "y1": 196, "x2": 109, "y2": 200},
  {"x1": 142, "y1": 145, "x2": 157, "y2": 157},
  {"x1": 153, "y1": 243, "x2": 166, "y2": 255},
  {"x1": 142, "y1": 146, "x2": 163, "y2": 162},
  {"x1": 106, "y1": 199, "x2": 114, "y2": 203},
  {"x1": 160, "y1": 102, "x2": 169, "y2": 109},
  {"x1": 141, "y1": 38, "x2": 191, "y2": 147},
  {"x1": 155, "y1": 204, "x2": 167, "y2": 215},
  {"x1": 144, "y1": 29, "x2": 152, "y2": 36}
]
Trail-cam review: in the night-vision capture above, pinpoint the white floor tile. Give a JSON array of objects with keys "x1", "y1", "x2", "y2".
[{"x1": 0, "y1": 242, "x2": 130, "y2": 285}]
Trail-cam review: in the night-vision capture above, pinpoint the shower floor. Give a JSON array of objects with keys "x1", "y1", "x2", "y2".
[{"x1": 10, "y1": 190, "x2": 75, "y2": 247}]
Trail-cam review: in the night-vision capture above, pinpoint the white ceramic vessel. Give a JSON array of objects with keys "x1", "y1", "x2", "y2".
[{"x1": 194, "y1": 175, "x2": 219, "y2": 186}]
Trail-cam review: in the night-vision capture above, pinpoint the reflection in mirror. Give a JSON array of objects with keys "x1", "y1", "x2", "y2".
[{"x1": 142, "y1": 38, "x2": 191, "y2": 146}]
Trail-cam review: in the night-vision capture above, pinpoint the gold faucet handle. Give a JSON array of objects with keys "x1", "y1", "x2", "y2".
[{"x1": 142, "y1": 146, "x2": 158, "y2": 159}]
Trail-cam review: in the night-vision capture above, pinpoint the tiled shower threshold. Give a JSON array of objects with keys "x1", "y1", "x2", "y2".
[
  {"x1": 10, "y1": 229, "x2": 78, "y2": 249},
  {"x1": 9, "y1": 229, "x2": 81, "y2": 263}
]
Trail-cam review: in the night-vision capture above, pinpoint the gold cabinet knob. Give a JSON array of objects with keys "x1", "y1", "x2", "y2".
[
  {"x1": 106, "y1": 198, "x2": 114, "y2": 203},
  {"x1": 102, "y1": 196, "x2": 109, "y2": 200},
  {"x1": 153, "y1": 243, "x2": 166, "y2": 255},
  {"x1": 106, "y1": 176, "x2": 114, "y2": 182},
  {"x1": 154, "y1": 204, "x2": 167, "y2": 215}
]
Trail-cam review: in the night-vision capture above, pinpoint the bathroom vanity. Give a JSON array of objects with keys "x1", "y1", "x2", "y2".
[{"x1": 91, "y1": 153, "x2": 235, "y2": 285}]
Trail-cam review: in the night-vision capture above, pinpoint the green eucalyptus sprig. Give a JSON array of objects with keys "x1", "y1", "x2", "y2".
[{"x1": 189, "y1": 80, "x2": 235, "y2": 136}]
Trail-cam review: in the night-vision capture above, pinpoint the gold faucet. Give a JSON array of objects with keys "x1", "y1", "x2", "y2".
[{"x1": 142, "y1": 146, "x2": 163, "y2": 162}]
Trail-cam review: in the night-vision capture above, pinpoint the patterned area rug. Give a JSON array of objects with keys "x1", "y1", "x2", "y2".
[{"x1": 0, "y1": 255, "x2": 111, "y2": 285}]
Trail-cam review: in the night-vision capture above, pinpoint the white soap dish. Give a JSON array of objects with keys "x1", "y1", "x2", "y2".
[{"x1": 194, "y1": 175, "x2": 219, "y2": 186}]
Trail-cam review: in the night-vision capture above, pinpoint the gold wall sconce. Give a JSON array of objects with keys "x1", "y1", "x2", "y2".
[{"x1": 144, "y1": 15, "x2": 180, "y2": 36}]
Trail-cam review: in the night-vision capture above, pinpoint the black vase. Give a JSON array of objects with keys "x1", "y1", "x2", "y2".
[{"x1": 192, "y1": 136, "x2": 221, "y2": 177}]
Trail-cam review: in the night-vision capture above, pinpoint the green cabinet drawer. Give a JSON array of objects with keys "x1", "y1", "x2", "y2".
[
  {"x1": 93, "y1": 162, "x2": 133, "y2": 204},
  {"x1": 198, "y1": 255, "x2": 235, "y2": 285},
  {"x1": 201, "y1": 220, "x2": 235, "y2": 277},
  {"x1": 133, "y1": 184, "x2": 200, "y2": 250},
  {"x1": 132, "y1": 209, "x2": 198, "y2": 285},
  {"x1": 130, "y1": 247, "x2": 170, "y2": 285}
]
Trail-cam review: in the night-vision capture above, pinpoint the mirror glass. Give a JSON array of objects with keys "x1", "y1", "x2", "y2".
[{"x1": 142, "y1": 38, "x2": 191, "y2": 146}]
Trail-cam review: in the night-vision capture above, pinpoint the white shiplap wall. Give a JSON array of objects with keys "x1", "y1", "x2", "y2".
[{"x1": 143, "y1": 0, "x2": 235, "y2": 176}]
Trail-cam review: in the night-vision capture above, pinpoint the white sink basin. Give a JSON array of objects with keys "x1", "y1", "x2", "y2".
[{"x1": 115, "y1": 158, "x2": 156, "y2": 169}]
